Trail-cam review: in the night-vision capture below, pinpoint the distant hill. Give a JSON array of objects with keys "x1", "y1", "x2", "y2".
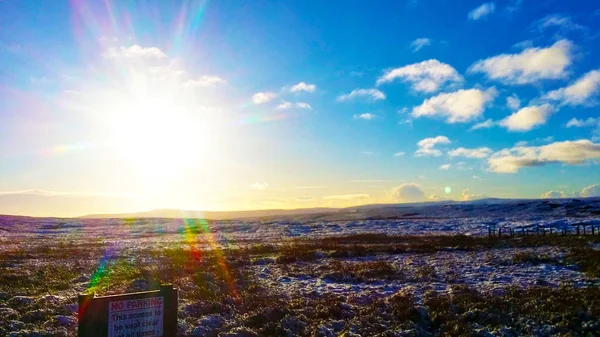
[
  {"x1": 78, "y1": 197, "x2": 600, "y2": 221},
  {"x1": 80, "y1": 207, "x2": 338, "y2": 220}
]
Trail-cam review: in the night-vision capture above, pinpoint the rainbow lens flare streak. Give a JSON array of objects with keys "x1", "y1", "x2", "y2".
[{"x1": 182, "y1": 216, "x2": 238, "y2": 299}]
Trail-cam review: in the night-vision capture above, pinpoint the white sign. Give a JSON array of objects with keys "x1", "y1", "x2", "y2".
[{"x1": 108, "y1": 296, "x2": 164, "y2": 337}]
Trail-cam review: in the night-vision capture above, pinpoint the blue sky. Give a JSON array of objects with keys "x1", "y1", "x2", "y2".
[{"x1": 1, "y1": 0, "x2": 599, "y2": 216}]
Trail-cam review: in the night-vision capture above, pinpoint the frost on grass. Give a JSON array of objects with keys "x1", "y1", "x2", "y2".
[{"x1": 1, "y1": 212, "x2": 600, "y2": 335}]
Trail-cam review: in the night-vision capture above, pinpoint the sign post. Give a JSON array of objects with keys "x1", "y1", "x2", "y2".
[{"x1": 78, "y1": 284, "x2": 178, "y2": 337}]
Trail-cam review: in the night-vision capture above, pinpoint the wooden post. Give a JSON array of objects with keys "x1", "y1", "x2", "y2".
[
  {"x1": 577, "y1": 225, "x2": 580, "y2": 235},
  {"x1": 593, "y1": 226, "x2": 596, "y2": 235},
  {"x1": 550, "y1": 228, "x2": 553, "y2": 235}
]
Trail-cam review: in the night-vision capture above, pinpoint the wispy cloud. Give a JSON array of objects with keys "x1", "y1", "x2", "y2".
[
  {"x1": 439, "y1": 164, "x2": 451, "y2": 170},
  {"x1": 468, "y1": 2, "x2": 496, "y2": 20},
  {"x1": 566, "y1": 117, "x2": 599, "y2": 128},
  {"x1": 323, "y1": 194, "x2": 370, "y2": 200},
  {"x1": 470, "y1": 119, "x2": 495, "y2": 131},
  {"x1": 506, "y1": 94, "x2": 521, "y2": 110},
  {"x1": 337, "y1": 88, "x2": 385, "y2": 102},
  {"x1": 276, "y1": 101, "x2": 312, "y2": 110},
  {"x1": 532, "y1": 14, "x2": 587, "y2": 33},
  {"x1": 415, "y1": 136, "x2": 451, "y2": 157},
  {"x1": 449, "y1": 147, "x2": 493, "y2": 159},
  {"x1": 376, "y1": 59, "x2": 462, "y2": 93},
  {"x1": 410, "y1": 38, "x2": 432, "y2": 52},
  {"x1": 252, "y1": 92, "x2": 277, "y2": 104},
  {"x1": 184, "y1": 75, "x2": 226, "y2": 87},
  {"x1": 289, "y1": 82, "x2": 317, "y2": 93},
  {"x1": 102, "y1": 45, "x2": 166, "y2": 60},
  {"x1": 393, "y1": 151, "x2": 405, "y2": 157},
  {"x1": 250, "y1": 182, "x2": 270, "y2": 190},
  {"x1": 468, "y1": 40, "x2": 573, "y2": 84},
  {"x1": 353, "y1": 113, "x2": 376, "y2": 120}
]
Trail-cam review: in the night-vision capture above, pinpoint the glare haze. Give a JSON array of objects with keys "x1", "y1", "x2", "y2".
[{"x1": 1, "y1": 0, "x2": 599, "y2": 217}]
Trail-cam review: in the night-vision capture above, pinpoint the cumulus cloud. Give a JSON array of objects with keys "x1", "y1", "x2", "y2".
[
  {"x1": 337, "y1": 88, "x2": 385, "y2": 102},
  {"x1": 506, "y1": 94, "x2": 521, "y2": 110},
  {"x1": 412, "y1": 88, "x2": 496, "y2": 123},
  {"x1": 276, "y1": 101, "x2": 312, "y2": 110},
  {"x1": 541, "y1": 190, "x2": 567, "y2": 198},
  {"x1": 566, "y1": 117, "x2": 599, "y2": 128},
  {"x1": 439, "y1": 164, "x2": 451, "y2": 170},
  {"x1": 376, "y1": 59, "x2": 462, "y2": 93},
  {"x1": 470, "y1": 119, "x2": 495, "y2": 131},
  {"x1": 499, "y1": 104, "x2": 555, "y2": 132},
  {"x1": 542, "y1": 70, "x2": 600, "y2": 106},
  {"x1": 353, "y1": 113, "x2": 376, "y2": 120},
  {"x1": 415, "y1": 136, "x2": 451, "y2": 157},
  {"x1": 461, "y1": 189, "x2": 486, "y2": 201},
  {"x1": 392, "y1": 183, "x2": 426, "y2": 202},
  {"x1": 448, "y1": 147, "x2": 493, "y2": 159},
  {"x1": 102, "y1": 45, "x2": 166, "y2": 60},
  {"x1": 487, "y1": 139, "x2": 600, "y2": 173},
  {"x1": 468, "y1": 2, "x2": 496, "y2": 20},
  {"x1": 580, "y1": 184, "x2": 600, "y2": 197},
  {"x1": 252, "y1": 92, "x2": 277, "y2": 104},
  {"x1": 468, "y1": 40, "x2": 573, "y2": 85},
  {"x1": 410, "y1": 38, "x2": 432, "y2": 52},
  {"x1": 290, "y1": 82, "x2": 317, "y2": 93},
  {"x1": 183, "y1": 75, "x2": 226, "y2": 87}
]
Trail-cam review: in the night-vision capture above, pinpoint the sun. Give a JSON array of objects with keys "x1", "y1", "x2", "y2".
[{"x1": 102, "y1": 87, "x2": 218, "y2": 184}]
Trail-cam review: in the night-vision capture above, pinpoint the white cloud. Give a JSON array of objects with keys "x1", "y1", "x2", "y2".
[
  {"x1": 252, "y1": 92, "x2": 277, "y2": 104},
  {"x1": 448, "y1": 147, "x2": 493, "y2": 159},
  {"x1": 543, "y1": 70, "x2": 600, "y2": 106},
  {"x1": 439, "y1": 164, "x2": 451, "y2": 170},
  {"x1": 376, "y1": 59, "x2": 462, "y2": 93},
  {"x1": 468, "y1": 2, "x2": 496, "y2": 20},
  {"x1": 103, "y1": 45, "x2": 166, "y2": 61},
  {"x1": 566, "y1": 117, "x2": 599, "y2": 128},
  {"x1": 392, "y1": 183, "x2": 426, "y2": 202},
  {"x1": 353, "y1": 113, "x2": 376, "y2": 120},
  {"x1": 393, "y1": 151, "x2": 405, "y2": 157},
  {"x1": 487, "y1": 139, "x2": 600, "y2": 173},
  {"x1": 499, "y1": 104, "x2": 555, "y2": 132},
  {"x1": 415, "y1": 136, "x2": 451, "y2": 157},
  {"x1": 183, "y1": 75, "x2": 226, "y2": 87},
  {"x1": 412, "y1": 88, "x2": 496, "y2": 123},
  {"x1": 470, "y1": 119, "x2": 495, "y2": 131},
  {"x1": 295, "y1": 102, "x2": 312, "y2": 109},
  {"x1": 337, "y1": 88, "x2": 385, "y2": 102},
  {"x1": 250, "y1": 182, "x2": 270, "y2": 190},
  {"x1": 506, "y1": 94, "x2": 521, "y2": 110},
  {"x1": 468, "y1": 40, "x2": 573, "y2": 85},
  {"x1": 533, "y1": 14, "x2": 586, "y2": 32},
  {"x1": 541, "y1": 190, "x2": 567, "y2": 198},
  {"x1": 276, "y1": 101, "x2": 312, "y2": 110},
  {"x1": 580, "y1": 184, "x2": 600, "y2": 197},
  {"x1": 461, "y1": 189, "x2": 486, "y2": 201},
  {"x1": 290, "y1": 82, "x2": 317, "y2": 93},
  {"x1": 410, "y1": 38, "x2": 432, "y2": 52}
]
